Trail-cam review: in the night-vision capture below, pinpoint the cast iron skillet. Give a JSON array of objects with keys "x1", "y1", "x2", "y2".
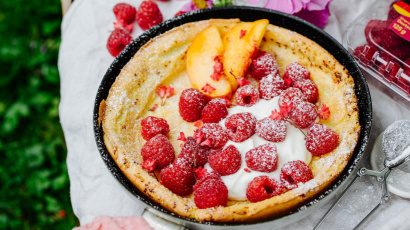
[{"x1": 93, "y1": 6, "x2": 372, "y2": 229}]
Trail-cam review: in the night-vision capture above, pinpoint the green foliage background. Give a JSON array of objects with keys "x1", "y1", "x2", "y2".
[{"x1": 0, "y1": 0, "x2": 77, "y2": 229}]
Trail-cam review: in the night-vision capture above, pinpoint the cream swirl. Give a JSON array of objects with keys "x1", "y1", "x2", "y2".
[{"x1": 204, "y1": 96, "x2": 311, "y2": 200}]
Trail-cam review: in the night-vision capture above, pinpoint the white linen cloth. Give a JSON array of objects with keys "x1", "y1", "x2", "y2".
[{"x1": 58, "y1": 0, "x2": 410, "y2": 229}]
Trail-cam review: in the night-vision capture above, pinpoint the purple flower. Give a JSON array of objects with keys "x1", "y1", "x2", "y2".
[
  {"x1": 178, "y1": 0, "x2": 331, "y2": 29},
  {"x1": 263, "y1": 0, "x2": 331, "y2": 28}
]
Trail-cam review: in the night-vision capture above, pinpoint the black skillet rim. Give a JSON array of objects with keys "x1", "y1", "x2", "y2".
[{"x1": 93, "y1": 6, "x2": 373, "y2": 226}]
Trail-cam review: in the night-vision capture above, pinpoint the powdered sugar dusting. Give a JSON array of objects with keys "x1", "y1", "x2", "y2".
[
  {"x1": 293, "y1": 178, "x2": 318, "y2": 195},
  {"x1": 284, "y1": 62, "x2": 310, "y2": 81},
  {"x1": 255, "y1": 117, "x2": 287, "y2": 142},
  {"x1": 234, "y1": 85, "x2": 260, "y2": 106},
  {"x1": 382, "y1": 120, "x2": 410, "y2": 162},
  {"x1": 204, "y1": 96, "x2": 312, "y2": 200},
  {"x1": 245, "y1": 143, "x2": 278, "y2": 172},
  {"x1": 259, "y1": 73, "x2": 285, "y2": 99}
]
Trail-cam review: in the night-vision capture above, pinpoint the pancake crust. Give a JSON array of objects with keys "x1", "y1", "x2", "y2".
[{"x1": 99, "y1": 19, "x2": 360, "y2": 223}]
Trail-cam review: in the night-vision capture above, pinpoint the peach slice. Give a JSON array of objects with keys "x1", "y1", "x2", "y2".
[
  {"x1": 186, "y1": 26, "x2": 232, "y2": 98},
  {"x1": 223, "y1": 19, "x2": 269, "y2": 88}
]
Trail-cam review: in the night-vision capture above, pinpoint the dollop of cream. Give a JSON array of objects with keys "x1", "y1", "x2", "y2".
[{"x1": 204, "y1": 97, "x2": 311, "y2": 200}]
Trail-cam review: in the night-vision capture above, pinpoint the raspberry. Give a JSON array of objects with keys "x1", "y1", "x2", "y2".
[
  {"x1": 141, "y1": 134, "x2": 175, "y2": 172},
  {"x1": 246, "y1": 176, "x2": 287, "y2": 202},
  {"x1": 289, "y1": 101, "x2": 317, "y2": 129},
  {"x1": 306, "y1": 124, "x2": 339, "y2": 156},
  {"x1": 106, "y1": 28, "x2": 132, "y2": 57},
  {"x1": 194, "y1": 167, "x2": 219, "y2": 183},
  {"x1": 258, "y1": 73, "x2": 286, "y2": 100},
  {"x1": 179, "y1": 88, "x2": 210, "y2": 122},
  {"x1": 201, "y1": 99, "x2": 228, "y2": 123},
  {"x1": 235, "y1": 85, "x2": 260, "y2": 107},
  {"x1": 293, "y1": 79, "x2": 318, "y2": 103},
  {"x1": 140, "y1": 116, "x2": 170, "y2": 140},
  {"x1": 353, "y1": 44, "x2": 377, "y2": 65},
  {"x1": 245, "y1": 143, "x2": 278, "y2": 172},
  {"x1": 388, "y1": 44, "x2": 410, "y2": 60},
  {"x1": 193, "y1": 123, "x2": 228, "y2": 149},
  {"x1": 208, "y1": 145, "x2": 241, "y2": 176},
  {"x1": 136, "y1": 0, "x2": 163, "y2": 31},
  {"x1": 159, "y1": 158, "x2": 195, "y2": 196},
  {"x1": 113, "y1": 3, "x2": 137, "y2": 26},
  {"x1": 283, "y1": 62, "x2": 310, "y2": 84},
  {"x1": 225, "y1": 112, "x2": 257, "y2": 142},
  {"x1": 280, "y1": 160, "x2": 313, "y2": 189},
  {"x1": 278, "y1": 87, "x2": 304, "y2": 109},
  {"x1": 193, "y1": 175, "x2": 228, "y2": 209},
  {"x1": 178, "y1": 137, "x2": 210, "y2": 167},
  {"x1": 249, "y1": 51, "x2": 279, "y2": 80},
  {"x1": 364, "y1": 20, "x2": 385, "y2": 43},
  {"x1": 255, "y1": 117, "x2": 287, "y2": 142},
  {"x1": 365, "y1": 20, "x2": 405, "y2": 50}
]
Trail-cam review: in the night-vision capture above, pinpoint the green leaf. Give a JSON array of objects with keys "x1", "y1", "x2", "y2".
[
  {"x1": 45, "y1": 196, "x2": 61, "y2": 213},
  {"x1": 51, "y1": 174, "x2": 68, "y2": 191},
  {"x1": 0, "y1": 0, "x2": 77, "y2": 228},
  {"x1": 213, "y1": 0, "x2": 234, "y2": 7}
]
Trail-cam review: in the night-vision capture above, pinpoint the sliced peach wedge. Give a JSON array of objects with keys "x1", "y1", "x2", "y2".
[
  {"x1": 186, "y1": 26, "x2": 232, "y2": 98},
  {"x1": 223, "y1": 19, "x2": 269, "y2": 88}
]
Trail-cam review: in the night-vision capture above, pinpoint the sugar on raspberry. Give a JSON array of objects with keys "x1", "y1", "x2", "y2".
[
  {"x1": 235, "y1": 85, "x2": 260, "y2": 107},
  {"x1": 179, "y1": 88, "x2": 210, "y2": 122},
  {"x1": 224, "y1": 112, "x2": 257, "y2": 142},
  {"x1": 293, "y1": 79, "x2": 318, "y2": 103},
  {"x1": 306, "y1": 124, "x2": 339, "y2": 156},
  {"x1": 201, "y1": 98, "x2": 228, "y2": 123},
  {"x1": 193, "y1": 123, "x2": 228, "y2": 149},
  {"x1": 249, "y1": 51, "x2": 279, "y2": 80},
  {"x1": 159, "y1": 158, "x2": 195, "y2": 196},
  {"x1": 193, "y1": 172, "x2": 228, "y2": 209},
  {"x1": 246, "y1": 176, "x2": 287, "y2": 202},
  {"x1": 136, "y1": 0, "x2": 163, "y2": 31},
  {"x1": 258, "y1": 73, "x2": 286, "y2": 100},
  {"x1": 278, "y1": 87, "x2": 304, "y2": 109},
  {"x1": 141, "y1": 134, "x2": 175, "y2": 172},
  {"x1": 178, "y1": 137, "x2": 210, "y2": 167},
  {"x1": 283, "y1": 62, "x2": 310, "y2": 84},
  {"x1": 140, "y1": 116, "x2": 170, "y2": 140},
  {"x1": 280, "y1": 160, "x2": 313, "y2": 189},
  {"x1": 113, "y1": 3, "x2": 137, "y2": 26},
  {"x1": 288, "y1": 100, "x2": 318, "y2": 129},
  {"x1": 208, "y1": 145, "x2": 242, "y2": 176},
  {"x1": 255, "y1": 117, "x2": 287, "y2": 142},
  {"x1": 245, "y1": 143, "x2": 278, "y2": 172}
]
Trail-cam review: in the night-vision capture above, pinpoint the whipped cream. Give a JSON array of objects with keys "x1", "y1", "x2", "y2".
[{"x1": 204, "y1": 97, "x2": 312, "y2": 200}]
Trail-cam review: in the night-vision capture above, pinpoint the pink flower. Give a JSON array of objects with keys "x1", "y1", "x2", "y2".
[
  {"x1": 178, "y1": 0, "x2": 331, "y2": 29},
  {"x1": 263, "y1": 0, "x2": 331, "y2": 28},
  {"x1": 74, "y1": 216, "x2": 153, "y2": 230}
]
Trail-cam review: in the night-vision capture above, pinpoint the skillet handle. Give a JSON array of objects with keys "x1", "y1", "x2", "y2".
[
  {"x1": 143, "y1": 207, "x2": 188, "y2": 230},
  {"x1": 313, "y1": 175, "x2": 359, "y2": 230}
]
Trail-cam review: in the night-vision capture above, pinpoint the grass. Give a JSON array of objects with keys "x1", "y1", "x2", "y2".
[{"x1": 0, "y1": 0, "x2": 77, "y2": 229}]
